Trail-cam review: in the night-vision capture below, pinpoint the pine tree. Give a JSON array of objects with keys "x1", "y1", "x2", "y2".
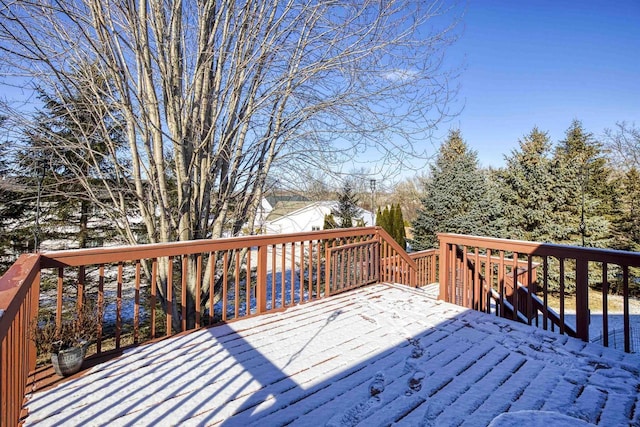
[
  {"x1": 20, "y1": 75, "x2": 125, "y2": 249},
  {"x1": 552, "y1": 120, "x2": 612, "y2": 247},
  {"x1": 411, "y1": 130, "x2": 503, "y2": 250},
  {"x1": 375, "y1": 204, "x2": 406, "y2": 249},
  {"x1": 0, "y1": 118, "x2": 32, "y2": 270},
  {"x1": 496, "y1": 127, "x2": 557, "y2": 242},
  {"x1": 376, "y1": 206, "x2": 388, "y2": 233},
  {"x1": 375, "y1": 207, "x2": 383, "y2": 227},
  {"x1": 612, "y1": 168, "x2": 640, "y2": 251},
  {"x1": 332, "y1": 181, "x2": 363, "y2": 228}
]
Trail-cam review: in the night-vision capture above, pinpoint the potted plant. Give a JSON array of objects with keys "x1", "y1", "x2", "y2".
[{"x1": 30, "y1": 305, "x2": 101, "y2": 376}]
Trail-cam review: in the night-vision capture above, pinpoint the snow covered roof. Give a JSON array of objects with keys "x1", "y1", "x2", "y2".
[
  {"x1": 24, "y1": 283, "x2": 640, "y2": 426},
  {"x1": 265, "y1": 200, "x2": 327, "y2": 221}
]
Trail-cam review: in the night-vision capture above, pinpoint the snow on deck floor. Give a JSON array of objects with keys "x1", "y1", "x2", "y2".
[{"x1": 24, "y1": 283, "x2": 640, "y2": 426}]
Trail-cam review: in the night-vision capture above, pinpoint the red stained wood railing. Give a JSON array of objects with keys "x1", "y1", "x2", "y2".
[
  {"x1": 326, "y1": 239, "x2": 380, "y2": 295},
  {"x1": 410, "y1": 249, "x2": 439, "y2": 287},
  {"x1": 0, "y1": 254, "x2": 40, "y2": 427},
  {"x1": 6, "y1": 228, "x2": 640, "y2": 426},
  {"x1": 438, "y1": 233, "x2": 640, "y2": 352},
  {"x1": 0, "y1": 227, "x2": 410, "y2": 426}
]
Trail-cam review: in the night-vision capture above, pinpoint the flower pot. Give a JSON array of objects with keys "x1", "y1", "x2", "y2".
[{"x1": 51, "y1": 342, "x2": 88, "y2": 377}]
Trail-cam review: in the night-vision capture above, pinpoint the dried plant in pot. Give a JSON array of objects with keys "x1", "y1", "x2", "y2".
[{"x1": 30, "y1": 305, "x2": 101, "y2": 377}]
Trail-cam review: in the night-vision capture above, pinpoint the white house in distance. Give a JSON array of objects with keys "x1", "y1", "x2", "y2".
[{"x1": 260, "y1": 200, "x2": 375, "y2": 235}]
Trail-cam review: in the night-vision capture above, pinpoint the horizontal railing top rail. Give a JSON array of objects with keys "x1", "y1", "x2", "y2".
[
  {"x1": 439, "y1": 233, "x2": 640, "y2": 266},
  {"x1": 40, "y1": 227, "x2": 382, "y2": 267}
]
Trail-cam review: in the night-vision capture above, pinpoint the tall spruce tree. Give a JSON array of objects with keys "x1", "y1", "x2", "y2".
[
  {"x1": 552, "y1": 120, "x2": 612, "y2": 247},
  {"x1": 0, "y1": 118, "x2": 30, "y2": 269},
  {"x1": 496, "y1": 127, "x2": 557, "y2": 242},
  {"x1": 375, "y1": 207, "x2": 385, "y2": 229},
  {"x1": 411, "y1": 130, "x2": 502, "y2": 250}
]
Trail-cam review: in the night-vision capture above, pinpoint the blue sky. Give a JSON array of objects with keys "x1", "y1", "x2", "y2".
[{"x1": 448, "y1": 0, "x2": 640, "y2": 168}]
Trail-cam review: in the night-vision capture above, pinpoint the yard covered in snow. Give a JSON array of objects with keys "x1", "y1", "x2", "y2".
[{"x1": 24, "y1": 283, "x2": 640, "y2": 426}]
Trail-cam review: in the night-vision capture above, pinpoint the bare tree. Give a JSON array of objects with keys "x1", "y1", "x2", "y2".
[
  {"x1": 385, "y1": 175, "x2": 428, "y2": 224},
  {"x1": 604, "y1": 122, "x2": 640, "y2": 173},
  {"x1": 0, "y1": 0, "x2": 461, "y2": 326}
]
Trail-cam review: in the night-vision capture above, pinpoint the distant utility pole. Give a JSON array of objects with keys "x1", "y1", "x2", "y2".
[
  {"x1": 34, "y1": 158, "x2": 46, "y2": 252},
  {"x1": 580, "y1": 164, "x2": 589, "y2": 247},
  {"x1": 369, "y1": 179, "x2": 376, "y2": 225}
]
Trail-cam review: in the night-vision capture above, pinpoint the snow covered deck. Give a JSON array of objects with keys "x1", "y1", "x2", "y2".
[{"x1": 24, "y1": 283, "x2": 640, "y2": 426}]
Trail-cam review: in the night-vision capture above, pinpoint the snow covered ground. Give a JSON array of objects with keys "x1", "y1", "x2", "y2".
[
  {"x1": 24, "y1": 283, "x2": 640, "y2": 426},
  {"x1": 548, "y1": 294, "x2": 640, "y2": 353}
]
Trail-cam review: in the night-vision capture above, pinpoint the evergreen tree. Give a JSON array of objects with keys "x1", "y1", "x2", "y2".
[
  {"x1": 20, "y1": 72, "x2": 125, "y2": 249},
  {"x1": 391, "y1": 204, "x2": 407, "y2": 250},
  {"x1": 375, "y1": 204, "x2": 406, "y2": 249},
  {"x1": 0, "y1": 115, "x2": 7, "y2": 176},
  {"x1": 496, "y1": 127, "x2": 557, "y2": 242},
  {"x1": 323, "y1": 214, "x2": 338, "y2": 230},
  {"x1": 375, "y1": 207, "x2": 384, "y2": 228},
  {"x1": 552, "y1": 120, "x2": 612, "y2": 247},
  {"x1": 376, "y1": 206, "x2": 390, "y2": 232},
  {"x1": 0, "y1": 116, "x2": 37, "y2": 266},
  {"x1": 411, "y1": 130, "x2": 503, "y2": 250},
  {"x1": 0, "y1": 119, "x2": 30, "y2": 270},
  {"x1": 612, "y1": 168, "x2": 640, "y2": 251},
  {"x1": 331, "y1": 181, "x2": 362, "y2": 228}
]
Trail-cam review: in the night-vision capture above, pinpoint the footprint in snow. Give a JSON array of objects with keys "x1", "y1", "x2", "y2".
[
  {"x1": 369, "y1": 372, "x2": 385, "y2": 396},
  {"x1": 326, "y1": 396, "x2": 383, "y2": 427},
  {"x1": 421, "y1": 401, "x2": 444, "y2": 426},
  {"x1": 408, "y1": 337, "x2": 425, "y2": 358},
  {"x1": 325, "y1": 374, "x2": 385, "y2": 427},
  {"x1": 406, "y1": 370, "x2": 426, "y2": 395}
]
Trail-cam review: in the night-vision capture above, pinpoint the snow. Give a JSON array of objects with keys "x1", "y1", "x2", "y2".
[
  {"x1": 488, "y1": 410, "x2": 594, "y2": 426},
  {"x1": 24, "y1": 283, "x2": 640, "y2": 426}
]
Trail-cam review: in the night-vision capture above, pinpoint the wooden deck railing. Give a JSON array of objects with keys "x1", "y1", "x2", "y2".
[
  {"x1": 0, "y1": 226, "x2": 416, "y2": 426},
  {"x1": 326, "y1": 239, "x2": 380, "y2": 294},
  {"x1": 0, "y1": 254, "x2": 40, "y2": 426},
  {"x1": 410, "y1": 249, "x2": 438, "y2": 287},
  {"x1": 379, "y1": 232, "x2": 418, "y2": 286},
  {"x1": 438, "y1": 233, "x2": 640, "y2": 353},
  {"x1": 6, "y1": 228, "x2": 639, "y2": 426}
]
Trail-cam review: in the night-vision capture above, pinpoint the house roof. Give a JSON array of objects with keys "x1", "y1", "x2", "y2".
[
  {"x1": 24, "y1": 283, "x2": 640, "y2": 426},
  {"x1": 265, "y1": 200, "x2": 332, "y2": 222},
  {"x1": 265, "y1": 194, "x2": 310, "y2": 209}
]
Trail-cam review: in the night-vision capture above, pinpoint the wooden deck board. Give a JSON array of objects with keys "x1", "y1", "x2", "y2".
[{"x1": 23, "y1": 283, "x2": 640, "y2": 426}]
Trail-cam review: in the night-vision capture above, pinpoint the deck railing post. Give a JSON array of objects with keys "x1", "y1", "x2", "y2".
[
  {"x1": 575, "y1": 258, "x2": 590, "y2": 342},
  {"x1": 256, "y1": 244, "x2": 267, "y2": 314},
  {"x1": 28, "y1": 268, "x2": 41, "y2": 369},
  {"x1": 438, "y1": 238, "x2": 449, "y2": 302},
  {"x1": 431, "y1": 250, "x2": 438, "y2": 284},
  {"x1": 325, "y1": 243, "x2": 331, "y2": 297}
]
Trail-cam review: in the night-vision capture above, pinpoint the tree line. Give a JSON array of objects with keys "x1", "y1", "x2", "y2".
[{"x1": 410, "y1": 120, "x2": 640, "y2": 293}]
